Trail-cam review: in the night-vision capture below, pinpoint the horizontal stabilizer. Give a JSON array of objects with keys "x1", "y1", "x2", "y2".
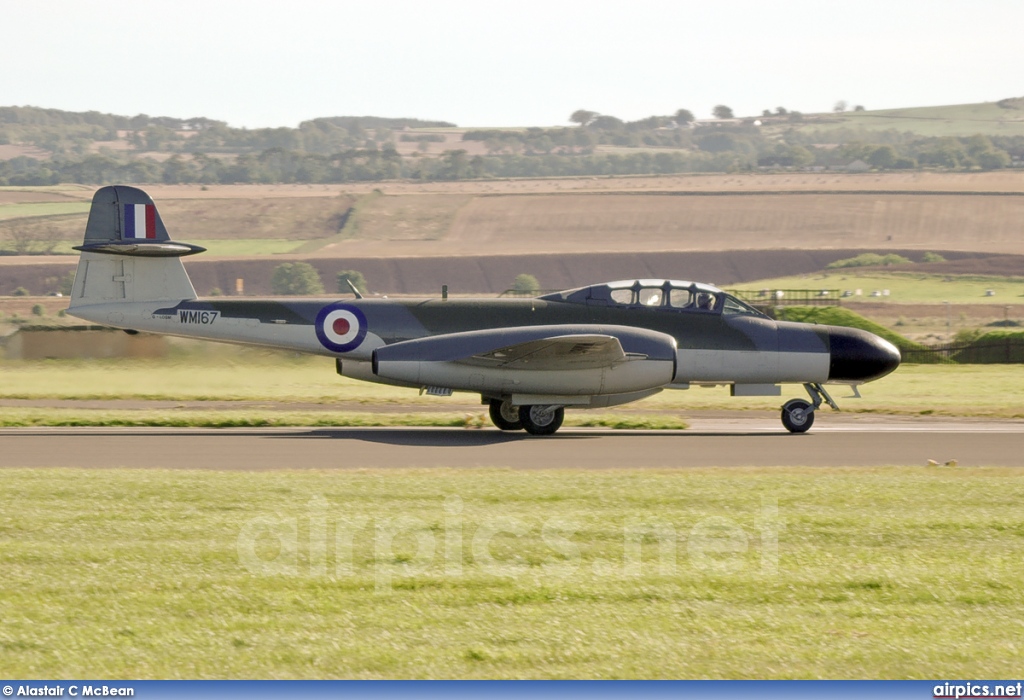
[{"x1": 73, "y1": 241, "x2": 206, "y2": 257}]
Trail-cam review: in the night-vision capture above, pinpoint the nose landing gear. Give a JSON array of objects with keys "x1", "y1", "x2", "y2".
[{"x1": 781, "y1": 383, "x2": 839, "y2": 433}]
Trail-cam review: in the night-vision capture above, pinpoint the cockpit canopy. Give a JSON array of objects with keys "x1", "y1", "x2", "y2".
[{"x1": 540, "y1": 279, "x2": 766, "y2": 317}]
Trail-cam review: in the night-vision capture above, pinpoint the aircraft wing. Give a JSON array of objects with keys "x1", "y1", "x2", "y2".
[
  {"x1": 373, "y1": 325, "x2": 676, "y2": 372},
  {"x1": 463, "y1": 334, "x2": 629, "y2": 370}
]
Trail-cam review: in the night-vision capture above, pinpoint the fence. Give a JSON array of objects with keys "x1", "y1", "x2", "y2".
[
  {"x1": 902, "y1": 338, "x2": 1024, "y2": 364},
  {"x1": 728, "y1": 289, "x2": 842, "y2": 307}
]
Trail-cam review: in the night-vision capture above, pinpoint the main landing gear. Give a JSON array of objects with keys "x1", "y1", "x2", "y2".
[
  {"x1": 781, "y1": 383, "x2": 839, "y2": 434},
  {"x1": 487, "y1": 399, "x2": 565, "y2": 436},
  {"x1": 518, "y1": 405, "x2": 565, "y2": 436},
  {"x1": 488, "y1": 399, "x2": 522, "y2": 431}
]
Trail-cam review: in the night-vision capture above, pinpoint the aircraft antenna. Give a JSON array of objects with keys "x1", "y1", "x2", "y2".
[{"x1": 345, "y1": 279, "x2": 364, "y2": 299}]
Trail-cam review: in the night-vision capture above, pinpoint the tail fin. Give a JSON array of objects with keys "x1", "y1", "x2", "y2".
[{"x1": 69, "y1": 186, "x2": 203, "y2": 308}]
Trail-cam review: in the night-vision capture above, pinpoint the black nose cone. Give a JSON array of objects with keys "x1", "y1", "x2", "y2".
[{"x1": 827, "y1": 326, "x2": 901, "y2": 382}]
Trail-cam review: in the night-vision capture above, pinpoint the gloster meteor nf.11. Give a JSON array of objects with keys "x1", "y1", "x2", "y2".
[{"x1": 68, "y1": 186, "x2": 901, "y2": 435}]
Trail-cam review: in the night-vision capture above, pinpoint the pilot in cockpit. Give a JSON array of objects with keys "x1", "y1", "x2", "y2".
[{"x1": 696, "y1": 292, "x2": 715, "y2": 310}]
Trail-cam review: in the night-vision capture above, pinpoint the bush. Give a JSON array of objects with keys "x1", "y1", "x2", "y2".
[
  {"x1": 826, "y1": 253, "x2": 912, "y2": 269},
  {"x1": 775, "y1": 306, "x2": 926, "y2": 353},
  {"x1": 512, "y1": 274, "x2": 540, "y2": 293},
  {"x1": 337, "y1": 270, "x2": 368, "y2": 295},
  {"x1": 400, "y1": 134, "x2": 445, "y2": 142},
  {"x1": 954, "y1": 328, "x2": 984, "y2": 343},
  {"x1": 921, "y1": 252, "x2": 946, "y2": 263},
  {"x1": 31, "y1": 304, "x2": 45, "y2": 316},
  {"x1": 12, "y1": 286, "x2": 29, "y2": 296},
  {"x1": 976, "y1": 149, "x2": 1010, "y2": 170},
  {"x1": 58, "y1": 271, "x2": 76, "y2": 296},
  {"x1": 270, "y1": 262, "x2": 324, "y2": 296}
]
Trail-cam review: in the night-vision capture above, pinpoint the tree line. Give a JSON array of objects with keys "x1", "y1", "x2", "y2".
[
  {"x1": 4, "y1": 133, "x2": 1017, "y2": 188},
  {"x1": 0, "y1": 106, "x2": 453, "y2": 159},
  {"x1": 0, "y1": 147, "x2": 762, "y2": 186},
  {"x1": 1, "y1": 105, "x2": 1020, "y2": 186}
]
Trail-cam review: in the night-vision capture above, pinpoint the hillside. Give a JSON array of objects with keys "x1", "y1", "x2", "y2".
[
  {"x1": 2, "y1": 100, "x2": 1023, "y2": 186},
  {"x1": 4, "y1": 174, "x2": 1024, "y2": 258},
  {"x1": 797, "y1": 99, "x2": 1024, "y2": 138}
]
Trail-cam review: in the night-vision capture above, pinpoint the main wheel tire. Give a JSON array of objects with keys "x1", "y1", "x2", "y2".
[
  {"x1": 518, "y1": 405, "x2": 565, "y2": 436},
  {"x1": 489, "y1": 399, "x2": 523, "y2": 431},
  {"x1": 781, "y1": 399, "x2": 814, "y2": 433}
]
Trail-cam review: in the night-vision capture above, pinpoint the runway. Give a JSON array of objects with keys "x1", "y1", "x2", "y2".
[{"x1": 1, "y1": 416, "x2": 1022, "y2": 469}]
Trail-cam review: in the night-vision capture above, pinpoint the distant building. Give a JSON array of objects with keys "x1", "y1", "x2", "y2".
[
  {"x1": 846, "y1": 159, "x2": 870, "y2": 172},
  {"x1": 693, "y1": 119, "x2": 742, "y2": 128}
]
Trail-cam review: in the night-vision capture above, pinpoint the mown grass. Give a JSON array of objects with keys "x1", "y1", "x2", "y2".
[
  {"x1": 733, "y1": 271, "x2": 1024, "y2": 305},
  {"x1": 0, "y1": 202, "x2": 91, "y2": 221},
  {"x1": 0, "y1": 408, "x2": 687, "y2": 430},
  {"x1": 0, "y1": 467, "x2": 1021, "y2": 678},
  {"x1": 0, "y1": 353, "x2": 428, "y2": 404},
  {"x1": 807, "y1": 101, "x2": 1024, "y2": 137},
  {"x1": 182, "y1": 239, "x2": 307, "y2": 256},
  {"x1": 657, "y1": 364, "x2": 1024, "y2": 418},
  {"x1": 1, "y1": 355, "x2": 1022, "y2": 418}
]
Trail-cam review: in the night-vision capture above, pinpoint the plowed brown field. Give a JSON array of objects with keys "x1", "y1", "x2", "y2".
[{"x1": 3, "y1": 173, "x2": 1024, "y2": 296}]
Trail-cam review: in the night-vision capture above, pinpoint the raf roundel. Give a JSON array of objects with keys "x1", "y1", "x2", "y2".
[{"x1": 315, "y1": 303, "x2": 368, "y2": 353}]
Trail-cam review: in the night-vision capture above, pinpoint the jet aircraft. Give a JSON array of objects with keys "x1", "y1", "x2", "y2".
[{"x1": 67, "y1": 186, "x2": 901, "y2": 435}]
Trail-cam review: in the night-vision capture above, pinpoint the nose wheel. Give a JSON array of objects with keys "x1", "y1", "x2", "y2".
[
  {"x1": 781, "y1": 383, "x2": 839, "y2": 433},
  {"x1": 781, "y1": 399, "x2": 814, "y2": 433}
]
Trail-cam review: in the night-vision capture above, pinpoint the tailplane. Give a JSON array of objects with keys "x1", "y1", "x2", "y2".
[{"x1": 69, "y1": 186, "x2": 202, "y2": 308}]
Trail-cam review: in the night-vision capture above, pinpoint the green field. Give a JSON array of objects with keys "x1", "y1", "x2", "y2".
[
  {"x1": 733, "y1": 272, "x2": 1024, "y2": 305},
  {"x1": 1, "y1": 353, "x2": 1023, "y2": 419},
  {"x1": 0, "y1": 407, "x2": 688, "y2": 431},
  {"x1": 0, "y1": 202, "x2": 90, "y2": 221},
  {"x1": 800, "y1": 100, "x2": 1024, "y2": 137},
  {"x1": 183, "y1": 239, "x2": 307, "y2": 256},
  {"x1": 1, "y1": 467, "x2": 1021, "y2": 678}
]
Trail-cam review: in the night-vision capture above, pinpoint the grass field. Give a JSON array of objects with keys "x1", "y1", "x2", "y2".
[
  {"x1": 180, "y1": 239, "x2": 306, "y2": 256},
  {"x1": 734, "y1": 271, "x2": 1024, "y2": 305},
  {"x1": 0, "y1": 201, "x2": 91, "y2": 221},
  {"x1": 2, "y1": 352, "x2": 1023, "y2": 419},
  {"x1": 1, "y1": 466, "x2": 1021, "y2": 678},
  {"x1": 0, "y1": 408, "x2": 688, "y2": 431},
  {"x1": 815, "y1": 100, "x2": 1024, "y2": 137}
]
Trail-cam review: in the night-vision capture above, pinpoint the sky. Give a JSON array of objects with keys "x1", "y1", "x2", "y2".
[{"x1": 3, "y1": 0, "x2": 1023, "y2": 129}]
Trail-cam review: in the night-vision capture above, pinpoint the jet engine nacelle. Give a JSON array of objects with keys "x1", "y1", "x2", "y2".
[
  {"x1": 372, "y1": 357, "x2": 676, "y2": 396},
  {"x1": 371, "y1": 324, "x2": 677, "y2": 397}
]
